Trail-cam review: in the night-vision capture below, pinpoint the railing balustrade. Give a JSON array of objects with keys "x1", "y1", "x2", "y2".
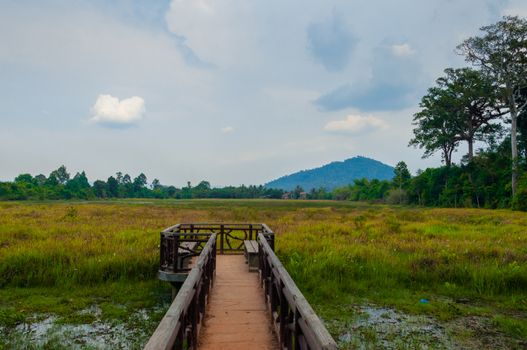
[
  {"x1": 144, "y1": 233, "x2": 216, "y2": 350},
  {"x1": 160, "y1": 223, "x2": 274, "y2": 275},
  {"x1": 258, "y1": 233, "x2": 337, "y2": 350}
]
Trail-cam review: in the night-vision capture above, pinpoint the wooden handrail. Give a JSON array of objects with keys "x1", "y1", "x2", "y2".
[
  {"x1": 164, "y1": 223, "x2": 273, "y2": 233},
  {"x1": 145, "y1": 233, "x2": 217, "y2": 350},
  {"x1": 258, "y1": 233, "x2": 337, "y2": 350},
  {"x1": 160, "y1": 224, "x2": 274, "y2": 263}
]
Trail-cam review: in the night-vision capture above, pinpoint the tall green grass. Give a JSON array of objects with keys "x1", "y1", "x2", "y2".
[
  {"x1": 0, "y1": 203, "x2": 187, "y2": 287},
  {"x1": 277, "y1": 210, "x2": 527, "y2": 304},
  {"x1": 1, "y1": 202, "x2": 526, "y2": 299}
]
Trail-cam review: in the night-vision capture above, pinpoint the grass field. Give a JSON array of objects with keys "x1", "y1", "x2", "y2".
[{"x1": 0, "y1": 199, "x2": 526, "y2": 349}]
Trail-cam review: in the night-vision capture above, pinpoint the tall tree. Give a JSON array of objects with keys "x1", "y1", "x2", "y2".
[
  {"x1": 70, "y1": 171, "x2": 90, "y2": 188},
  {"x1": 517, "y1": 87, "x2": 527, "y2": 160},
  {"x1": 393, "y1": 161, "x2": 411, "y2": 189},
  {"x1": 151, "y1": 178, "x2": 161, "y2": 190},
  {"x1": 65, "y1": 171, "x2": 91, "y2": 197},
  {"x1": 34, "y1": 174, "x2": 47, "y2": 186},
  {"x1": 133, "y1": 173, "x2": 148, "y2": 196},
  {"x1": 133, "y1": 173, "x2": 147, "y2": 188},
  {"x1": 436, "y1": 68, "x2": 504, "y2": 161},
  {"x1": 49, "y1": 165, "x2": 70, "y2": 185},
  {"x1": 93, "y1": 180, "x2": 107, "y2": 198},
  {"x1": 457, "y1": 16, "x2": 527, "y2": 195},
  {"x1": 122, "y1": 174, "x2": 132, "y2": 185},
  {"x1": 195, "y1": 181, "x2": 211, "y2": 191},
  {"x1": 410, "y1": 86, "x2": 460, "y2": 166},
  {"x1": 107, "y1": 176, "x2": 119, "y2": 197},
  {"x1": 14, "y1": 174, "x2": 34, "y2": 184}
]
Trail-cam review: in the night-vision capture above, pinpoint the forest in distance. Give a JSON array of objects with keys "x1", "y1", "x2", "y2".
[{"x1": 0, "y1": 148, "x2": 524, "y2": 211}]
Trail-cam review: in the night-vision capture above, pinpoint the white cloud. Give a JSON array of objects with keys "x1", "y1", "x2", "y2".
[
  {"x1": 90, "y1": 94, "x2": 145, "y2": 126},
  {"x1": 324, "y1": 114, "x2": 388, "y2": 135},
  {"x1": 221, "y1": 126, "x2": 234, "y2": 133},
  {"x1": 391, "y1": 43, "x2": 415, "y2": 57}
]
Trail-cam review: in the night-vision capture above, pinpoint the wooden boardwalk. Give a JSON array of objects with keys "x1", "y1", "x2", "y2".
[
  {"x1": 146, "y1": 224, "x2": 337, "y2": 350},
  {"x1": 198, "y1": 255, "x2": 278, "y2": 350}
]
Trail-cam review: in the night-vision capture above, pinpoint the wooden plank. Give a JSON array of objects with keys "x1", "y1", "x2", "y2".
[
  {"x1": 243, "y1": 240, "x2": 259, "y2": 271},
  {"x1": 244, "y1": 240, "x2": 258, "y2": 254},
  {"x1": 161, "y1": 224, "x2": 180, "y2": 234},
  {"x1": 261, "y1": 223, "x2": 274, "y2": 234},
  {"x1": 178, "y1": 241, "x2": 199, "y2": 254},
  {"x1": 197, "y1": 255, "x2": 278, "y2": 350}
]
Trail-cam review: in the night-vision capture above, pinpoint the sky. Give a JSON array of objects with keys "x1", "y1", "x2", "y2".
[{"x1": 1, "y1": 0, "x2": 527, "y2": 187}]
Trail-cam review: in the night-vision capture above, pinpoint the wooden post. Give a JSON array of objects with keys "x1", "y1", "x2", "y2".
[
  {"x1": 159, "y1": 232, "x2": 164, "y2": 270},
  {"x1": 220, "y1": 224, "x2": 224, "y2": 255},
  {"x1": 174, "y1": 234, "x2": 180, "y2": 271}
]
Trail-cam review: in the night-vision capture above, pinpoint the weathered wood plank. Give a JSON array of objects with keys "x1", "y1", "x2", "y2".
[
  {"x1": 198, "y1": 255, "x2": 278, "y2": 350},
  {"x1": 244, "y1": 240, "x2": 258, "y2": 254},
  {"x1": 244, "y1": 240, "x2": 259, "y2": 271},
  {"x1": 178, "y1": 241, "x2": 199, "y2": 253}
]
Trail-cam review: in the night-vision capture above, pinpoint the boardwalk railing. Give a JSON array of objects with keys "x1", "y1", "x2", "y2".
[
  {"x1": 160, "y1": 232, "x2": 213, "y2": 276},
  {"x1": 258, "y1": 233, "x2": 337, "y2": 350},
  {"x1": 144, "y1": 233, "x2": 217, "y2": 350},
  {"x1": 160, "y1": 223, "x2": 274, "y2": 275}
]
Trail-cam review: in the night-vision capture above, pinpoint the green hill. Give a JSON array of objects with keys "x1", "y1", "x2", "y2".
[{"x1": 265, "y1": 156, "x2": 394, "y2": 191}]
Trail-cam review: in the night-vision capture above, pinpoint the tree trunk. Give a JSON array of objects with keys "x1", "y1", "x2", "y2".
[
  {"x1": 467, "y1": 120, "x2": 474, "y2": 162},
  {"x1": 509, "y1": 88, "x2": 519, "y2": 197},
  {"x1": 443, "y1": 146, "x2": 451, "y2": 168},
  {"x1": 445, "y1": 147, "x2": 453, "y2": 167}
]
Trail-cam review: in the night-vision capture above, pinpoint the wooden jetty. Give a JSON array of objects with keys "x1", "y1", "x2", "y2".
[{"x1": 144, "y1": 223, "x2": 337, "y2": 350}]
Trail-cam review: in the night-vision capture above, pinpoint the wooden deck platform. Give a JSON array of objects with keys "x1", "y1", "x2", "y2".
[{"x1": 198, "y1": 255, "x2": 278, "y2": 350}]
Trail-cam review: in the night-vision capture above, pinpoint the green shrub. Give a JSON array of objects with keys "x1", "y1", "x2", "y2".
[
  {"x1": 512, "y1": 174, "x2": 527, "y2": 211},
  {"x1": 386, "y1": 188, "x2": 408, "y2": 205}
]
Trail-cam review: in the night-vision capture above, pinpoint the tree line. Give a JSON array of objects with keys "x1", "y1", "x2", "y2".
[
  {"x1": 0, "y1": 157, "x2": 525, "y2": 210},
  {"x1": 0, "y1": 163, "x2": 408, "y2": 203},
  {"x1": 327, "y1": 155, "x2": 524, "y2": 210},
  {"x1": 0, "y1": 165, "x2": 285, "y2": 200}
]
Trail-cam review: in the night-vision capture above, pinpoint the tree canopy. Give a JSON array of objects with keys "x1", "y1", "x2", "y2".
[{"x1": 457, "y1": 15, "x2": 527, "y2": 194}]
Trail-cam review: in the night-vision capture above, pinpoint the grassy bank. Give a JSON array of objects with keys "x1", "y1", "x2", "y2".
[{"x1": 0, "y1": 200, "x2": 526, "y2": 348}]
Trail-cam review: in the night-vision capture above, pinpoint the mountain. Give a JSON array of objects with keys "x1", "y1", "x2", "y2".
[{"x1": 265, "y1": 156, "x2": 395, "y2": 191}]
